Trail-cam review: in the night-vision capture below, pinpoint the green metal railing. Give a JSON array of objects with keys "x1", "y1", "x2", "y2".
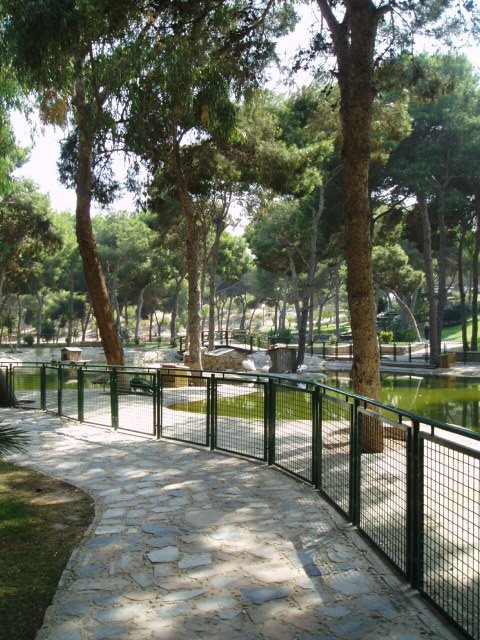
[{"x1": 2, "y1": 360, "x2": 479, "y2": 639}]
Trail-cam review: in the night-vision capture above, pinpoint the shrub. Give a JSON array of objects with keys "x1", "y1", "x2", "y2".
[
  {"x1": 379, "y1": 331, "x2": 393, "y2": 344},
  {"x1": 23, "y1": 335, "x2": 34, "y2": 347}
]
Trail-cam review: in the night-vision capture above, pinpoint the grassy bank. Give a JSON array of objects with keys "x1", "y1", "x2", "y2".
[{"x1": 0, "y1": 462, "x2": 94, "y2": 640}]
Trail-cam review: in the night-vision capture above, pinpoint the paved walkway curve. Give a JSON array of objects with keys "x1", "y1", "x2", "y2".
[{"x1": 5, "y1": 409, "x2": 459, "y2": 640}]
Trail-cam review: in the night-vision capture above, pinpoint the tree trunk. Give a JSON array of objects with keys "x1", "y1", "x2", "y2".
[
  {"x1": 66, "y1": 266, "x2": 75, "y2": 346},
  {"x1": 73, "y1": 79, "x2": 124, "y2": 366},
  {"x1": 36, "y1": 292, "x2": 44, "y2": 344},
  {"x1": 288, "y1": 254, "x2": 302, "y2": 330},
  {"x1": 135, "y1": 286, "x2": 146, "y2": 344},
  {"x1": 389, "y1": 290, "x2": 422, "y2": 342},
  {"x1": 471, "y1": 199, "x2": 480, "y2": 350},
  {"x1": 81, "y1": 305, "x2": 92, "y2": 342},
  {"x1": 435, "y1": 184, "x2": 449, "y2": 358},
  {"x1": 170, "y1": 274, "x2": 184, "y2": 342},
  {"x1": 418, "y1": 194, "x2": 439, "y2": 366},
  {"x1": 316, "y1": 0, "x2": 390, "y2": 452},
  {"x1": 458, "y1": 221, "x2": 469, "y2": 351},
  {"x1": 16, "y1": 295, "x2": 23, "y2": 347},
  {"x1": 295, "y1": 188, "x2": 323, "y2": 370},
  {"x1": 173, "y1": 134, "x2": 202, "y2": 370},
  {"x1": 208, "y1": 224, "x2": 223, "y2": 350}
]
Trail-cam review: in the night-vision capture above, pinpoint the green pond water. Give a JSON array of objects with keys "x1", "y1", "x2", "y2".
[
  {"x1": 171, "y1": 373, "x2": 480, "y2": 432},
  {"x1": 322, "y1": 372, "x2": 480, "y2": 431},
  {"x1": 12, "y1": 368, "x2": 480, "y2": 432}
]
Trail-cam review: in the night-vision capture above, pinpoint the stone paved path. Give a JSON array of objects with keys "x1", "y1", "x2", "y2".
[{"x1": 5, "y1": 409, "x2": 460, "y2": 640}]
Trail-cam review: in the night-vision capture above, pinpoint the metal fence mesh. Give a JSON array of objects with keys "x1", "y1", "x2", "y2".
[
  {"x1": 117, "y1": 371, "x2": 156, "y2": 436},
  {"x1": 83, "y1": 369, "x2": 112, "y2": 428},
  {"x1": 422, "y1": 437, "x2": 480, "y2": 639},
  {"x1": 214, "y1": 379, "x2": 266, "y2": 460},
  {"x1": 160, "y1": 373, "x2": 208, "y2": 446},
  {"x1": 320, "y1": 394, "x2": 352, "y2": 516},
  {"x1": 59, "y1": 366, "x2": 78, "y2": 420},
  {"x1": 3, "y1": 361, "x2": 480, "y2": 640},
  {"x1": 274, "y1": 383, "x2": 313, "y2": 482},
  {"x1": 44, "y1": 366, "x2": 58, "y2": 413},
  {"x1": 359, "y1": 408, "x2": 408, "y2": 574},
  {"x1": 11, "y1": 365, "x2": 42, "y2": 409}
]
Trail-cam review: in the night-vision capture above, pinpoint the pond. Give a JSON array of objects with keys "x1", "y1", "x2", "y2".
[{"x1": 322, "y1": 372, "x2": 480, "y2": 432}]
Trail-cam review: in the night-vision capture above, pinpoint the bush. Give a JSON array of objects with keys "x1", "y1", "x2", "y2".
[
  {"x1": 40, "y1": 321, "x2": 55, "y2": 342},
  {"x1": 379, "y1": 331, "x2": 393, "y2": 344},
  {"x1": 23, "y1": 335, "x2": 34, "y2": 347},
  {"x1": 443, "y1": 302, "x2": 472, "y2": 327}
]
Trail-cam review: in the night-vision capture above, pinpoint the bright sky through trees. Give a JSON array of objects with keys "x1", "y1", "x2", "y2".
[{"x1": 10, "y1": 3, "x2": 480, "y2": 216}]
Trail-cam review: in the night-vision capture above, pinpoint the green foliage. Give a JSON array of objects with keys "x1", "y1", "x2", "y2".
[
  {"x1": 379, "y1": 331, "x2": 394, "y2": 344},
  {"x1": 0, "y1": 419, "x2": 28, "y2": 458},
  {"x1": 23, "y1": 335, "x2": 34, "y2": 346},
  {"x1": 40, "y1": 320, "x2": 55, "y2": 342},
  {"x1": 443, "y1": 302, "x2": 472, "y2": 327}
]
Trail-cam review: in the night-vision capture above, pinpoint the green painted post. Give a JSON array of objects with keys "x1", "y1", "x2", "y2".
[
  {"x1": 110, "y1": 369, "x2": 119, "y2": 430},
  {"x1": 312, "y1": 386, "x2": 322, "y2": 488},
  {"x1": 208, "y1": 376, "x2": 215, "y2": 451},
  {"x1": 155, "y1": 370, "x2": 161, "y2": 439},
  {"x1": 57, "y1": 365, "x2": 62, "y2": 416},
  {"x1": 312, "y1": 385, "x2": 323, "y2": 489},
  {"x1": 408, "y1": 421, "x2": 424, "y2": 589},
  {"x1": 349, "y1": 398, "x2": 360, "y2": 526},
  {"x1": 267, "y1": 378, "x2": 275, "y2": 466},
  {"x1": 78, "y1": 368, "x2": 84, "y2": 422},
  {"x1": 40, "y1": 365, "x2": 46, "y2": 410}
]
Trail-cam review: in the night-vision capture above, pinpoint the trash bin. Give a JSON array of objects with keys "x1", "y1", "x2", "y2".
[{"x1": 267, "y1": 346, "x2": 297, "y2": 373}]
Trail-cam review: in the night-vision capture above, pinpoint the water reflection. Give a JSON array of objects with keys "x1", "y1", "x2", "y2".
[{"x1": 321, "y1": 372, "x2": 480, "y2": 432}]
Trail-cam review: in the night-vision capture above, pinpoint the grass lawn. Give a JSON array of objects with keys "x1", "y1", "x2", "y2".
[
  {"x1": 442, "y1": 317, "x2": 480, "y2": 343},
  {"x1": 0, "y1": 462, "x2": 94, "y2": 640}
]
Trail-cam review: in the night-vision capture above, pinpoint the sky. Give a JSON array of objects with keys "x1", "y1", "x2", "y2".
[{"x1": 10, "y1": 3, "x2": 480, "y2": 217}]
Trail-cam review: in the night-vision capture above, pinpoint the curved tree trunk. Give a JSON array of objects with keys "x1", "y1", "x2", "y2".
[
  {"x1": 389, "y1": 290, "x2": 422, "y2": 342},
  {"x1": 74, "y1": 81, "x2": 124, "y2": 367}
]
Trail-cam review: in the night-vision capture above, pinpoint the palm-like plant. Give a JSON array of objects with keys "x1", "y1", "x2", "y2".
[{"x1": 0, "y1": 419, "x2": 28, "y2": 457}]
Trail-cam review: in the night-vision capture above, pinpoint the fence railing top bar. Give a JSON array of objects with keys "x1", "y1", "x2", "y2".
[{"x1": 4, "y1": 359, "x2": 480, "y2": 443}]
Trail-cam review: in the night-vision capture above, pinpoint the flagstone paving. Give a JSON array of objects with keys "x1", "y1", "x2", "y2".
[{"x1": 4, "y1": 409, "x2": 460, "y2": 640}]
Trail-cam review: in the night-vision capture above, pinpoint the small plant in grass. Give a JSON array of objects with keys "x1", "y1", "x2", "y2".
[
  {"x1": 0, "y1": 419, "x2": 28, "y2": 458},
  {"x1": 23, "y1": 335, "x2": 34, "y2": 347}
]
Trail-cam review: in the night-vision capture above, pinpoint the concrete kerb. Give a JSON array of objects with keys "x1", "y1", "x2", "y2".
[{"x1": 4, "y1": 408, "x2": 461, "y2": 640}]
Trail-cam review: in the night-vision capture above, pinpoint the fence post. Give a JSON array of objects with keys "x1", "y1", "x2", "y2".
[
  {"x1": 78, "y1": 368, "x2": 84, "y2": 422},
  {"x1": 156, "y1": 370, "x2": 161, "y2": 439},
  {"x1": 57, "y1": 365, "x2": 63, "y2": 416},
  {"x1": 349, "y1": 398, "x2": 361, "y2": 526},
  {"x1": 209, "y1": 375, "x2": 215, "y2": 451},
  {"x1": 312, "y1": 386, "x2": 322, "y2": 489},
  {"x1": 110, "y1": 369, "x2": 118, "y2": 430},
  {"x1": 7, "y1": 364, "x2": 14, "y2": 407},
  {"x1": 40, "y1": 364, "x2": 46, "y2": 410},
  {"x1": 407, "y1": 420, "x2": 424, "y2": 589},
  {"x1": 393, "y1": 343, "x2": 397, "y2": 361},
  {"x1": 267, "y1": 378, "x2": 275, "y2": 465}
]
